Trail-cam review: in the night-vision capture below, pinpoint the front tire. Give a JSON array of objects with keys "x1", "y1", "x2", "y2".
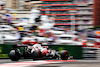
[{"x1": 60, "y1": 50, "x2": 69, "y2": 60}]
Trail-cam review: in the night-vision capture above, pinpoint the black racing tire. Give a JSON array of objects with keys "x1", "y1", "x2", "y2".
[
  {"x1": 32, "y1": 50, "x2": 43, "y2": 60},
  {"x1": 9, "y1": 50, "x2": 20, "y2": 61},
  {"x1": 60, "y1": 50, "x2": 69, "y2": 60}
]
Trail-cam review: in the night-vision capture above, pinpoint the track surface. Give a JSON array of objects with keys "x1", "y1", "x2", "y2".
[{"x1": 0, "y1": 59, "x2": 100, "y2": 67}]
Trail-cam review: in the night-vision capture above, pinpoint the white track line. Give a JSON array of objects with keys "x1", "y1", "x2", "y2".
[{"x1": 0, "y1": 60, "x2": 61, "y2": 67}]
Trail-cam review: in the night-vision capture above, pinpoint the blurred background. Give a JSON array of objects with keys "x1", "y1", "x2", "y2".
[{"x1": 0, "y1": 0, "x2": 100, "y2": 60}]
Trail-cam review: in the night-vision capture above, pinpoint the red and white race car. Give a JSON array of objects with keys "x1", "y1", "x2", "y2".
[{"x1": 9, "y1": 44, "x2": 69, "y2": 61}]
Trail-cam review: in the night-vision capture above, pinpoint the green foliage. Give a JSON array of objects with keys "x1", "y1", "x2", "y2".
[
  {"x1": 93, "y1": 25, "x2": 100, "y2": 30},
  {"x1": 0, "y1": 46, "x2": 2, "y2": 53}
]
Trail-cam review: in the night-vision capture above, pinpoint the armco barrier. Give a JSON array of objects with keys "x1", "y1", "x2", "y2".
[
  {"x1": 96, "y1": 48, "x2": 100, "y2": 60},
  {"x1": 82, "y1": 47, "x2": 100, "y2": 60},
  {"x1": 0, "y1": 44, "x2": 82, "y2": 59}
]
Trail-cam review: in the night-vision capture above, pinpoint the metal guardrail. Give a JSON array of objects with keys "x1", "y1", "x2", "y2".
[{"x1": 82, "y1": 47, "x2": 100, "y2": 60}]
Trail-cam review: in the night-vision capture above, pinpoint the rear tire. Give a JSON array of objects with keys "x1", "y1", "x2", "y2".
[
  {"x1": 60, "y1": 50, "x2": 69, "y2": 60},
  {"x1": 9, "y1": 50, "x2": 20, "y2": 61}
]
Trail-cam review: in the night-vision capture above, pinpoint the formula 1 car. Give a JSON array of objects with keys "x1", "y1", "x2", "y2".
[{"x1": 9, "y1": 44, "x2": 69, "y2": 61}]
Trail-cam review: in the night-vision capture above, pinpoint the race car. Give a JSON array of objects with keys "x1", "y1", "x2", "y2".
[{"x1": 9, "y1": 44, "x2": 69, "y2": 61}]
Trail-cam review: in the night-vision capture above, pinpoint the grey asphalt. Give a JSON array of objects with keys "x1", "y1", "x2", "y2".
[
  {"x1": 34, "y1": 60, "x2": 100, "y2": 67},
  {"x1": 0, "y1": 59, "x2": 100, "y2": 67}
]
